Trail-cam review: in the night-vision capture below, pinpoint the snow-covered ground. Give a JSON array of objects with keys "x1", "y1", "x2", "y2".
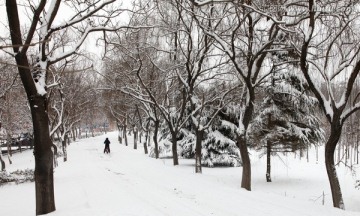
[{"x1": 0, "y1": 131, "x2": 359, "y2": 216}]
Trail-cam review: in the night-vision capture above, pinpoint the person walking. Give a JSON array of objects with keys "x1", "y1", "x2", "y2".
[{"x1": 104, "y1": 138, "x2": 110, "y2": 154}]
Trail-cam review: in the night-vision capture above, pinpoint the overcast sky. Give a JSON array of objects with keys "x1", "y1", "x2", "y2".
[{"x1": 0, "y1": 0, "x2": 132, "y2": 62}]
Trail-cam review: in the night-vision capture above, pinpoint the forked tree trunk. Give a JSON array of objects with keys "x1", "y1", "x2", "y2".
[
  {"x1": 326, "y1": 123, "x2": 345, "y2": 209},
  {"x1": 195, "y1": 129, "x2": 204, "y2": 173},
  {"x1": 266, "y1": 140, "x2": 271, "y2": 182},
  {"x1": 237, "y1": 135, "x2": 251, "y2": 190},
  {"x1": 171, "y1": 132, "x2": 179, "y2": 166}
]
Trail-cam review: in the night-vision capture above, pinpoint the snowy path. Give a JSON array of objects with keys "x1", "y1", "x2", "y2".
[{"x1": 0, "y1": 131, "x2": 359, "y2": 216}]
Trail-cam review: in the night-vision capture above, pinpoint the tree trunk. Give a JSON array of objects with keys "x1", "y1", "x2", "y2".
[
  {"x1": 124, "y1": 124, "x2": 128, "y2": 146},
  {"x1": 325, "y1": 124, "x2": 345, "y2": 209},
  {"x1": 32, "y1": 95, "x2": 56, "y2": 215},
  {"x1": 134, "y1": 130, "x2": 138, "y2": 150},
  {"x1": 195, "y1": 129, "x2": 204, "y2": 173},
  {"x1": 6, "y1": 139, "x2": 12, "y2": 157},
  {"x1": 153, "y1": 120, "x2": 160, "y2": 159},
  {"x1": 19, "y1": 139, "x2": 22, "y2": 153},
  {"x1": 52, "y1": 144, "x2": 58, "y2": 168},
  {"x1": 118, "y1": 134, "x2": 122, "y2": 144},
  {"x1": 62, "y1": 133, "x2": 68, "y2": 162},
  {"x1": 6, "y1": 142, "x2": 12, "y2": 164},
  {"x1": 171, "y1": 132, "x2": 179, "y2": 166},
  {"x1": 72, "y1": 128, "x2": 76, "y2": 141},
  {"x1": 6, "y1": 3, "x2": 56, "y2": 212},
  {"x1": 266, "y1": 140, "x2": 271, "y2": 182},
  {"x1": 357, "y1": 139, "x2": 359, "y2": 164},
  {"x1": 237, "y1": 135, "x2": 251, "y2": 190},
  {"x1": 143, "y1": 131, "x2": 148, "y2": 154},
  {"x1": 0, "y1": 154, "x2": 5, "y2": 171}
]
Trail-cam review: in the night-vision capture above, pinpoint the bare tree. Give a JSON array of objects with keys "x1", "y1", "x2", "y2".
[
  {"x1": 297, "y1": 0, "x2": 360, "y2": 209},
  {"x1": 192, "y1": 0, "x2": 291, "y2": 190},
  {"x1": 102, "y1": 2, "x2": 188, "y2": 165},
  {"x1": 3, "y1": 1, "x2": 127, "y2": 214}
]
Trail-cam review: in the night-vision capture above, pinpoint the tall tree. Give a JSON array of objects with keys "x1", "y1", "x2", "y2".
[
  {"x1": 297, "y1": 0, "x2": 360, "y2": 209},
  {"x1": 4, "y1": 0, "x2": 125, "y2": 214},
  {"x1": 249, "y1": 69, "x2": 324, "y2": 182},
  {"x1": 192, "y1": 0, "x2": 289, "y2": 190}
]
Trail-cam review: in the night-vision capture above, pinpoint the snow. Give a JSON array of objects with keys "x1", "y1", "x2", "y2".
[
  {"x1": 305, "y1": 26, "x2": 313, "y2": 42},
  {"x1": 1, "y1": 131, "x2": 359, "y2": 216}
]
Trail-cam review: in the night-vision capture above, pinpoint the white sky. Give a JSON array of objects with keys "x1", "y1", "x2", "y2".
[{"x1": 0, "y1": 0, "x2": 132, "y2": 61}]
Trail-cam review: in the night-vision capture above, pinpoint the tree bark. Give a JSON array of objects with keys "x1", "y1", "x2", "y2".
[
  {"x1": 143, "y1": 131, "x2": 148, "y2": 154},
  {"x1": 124, "y1": 124, "x2": 128, "y2": 146},
  {"x1": 171, "y1": 132, "x2": 179, "y2": 165},
  {"x1": 6, "y1": 0, "x2": 56, "y2": 210},
  {"x1": 195, "y1": 129, "x2": 204, "y2": 173},
  {"x1": 62, "y1": 133, "x2": 68, "y2": 162},
  {"x1": 266, "y1": 140, "x2": 271, "y2": 182},
  {"x1": 6, "y1": 141, "x2": 12, "y2": 164},
  {"x1": 153, "y1": 120, "x2": 160, "y2": 159},
  {"x1": 237, "y1": 135, "x2": 251, "y2": 190},
  {"x1": 134, "y1": 130, "x2": 138, "y2": 150},
  {"x1": 0, "y1": 154, "x2": 5, "y2": 171},
  {"x1": 52, "y1": 143, "x2": 58, "y2": 168},
  {"x1": 31, "y1": 95, "x2": 56, "y2": 214},
  {"x1": 326, "y1": 123, "x2": 345, "y2": 209}
]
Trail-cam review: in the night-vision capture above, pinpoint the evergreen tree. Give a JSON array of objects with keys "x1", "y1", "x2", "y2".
[
  {"x1": 249, "y1": 69, "x2": 324, "y2": 182},
  {"x1": 202, "y1": 109, "x2": 241, "y2": 167},
  {"x1": 161, "y1": 102, "x2": 241, "y2": 167}
]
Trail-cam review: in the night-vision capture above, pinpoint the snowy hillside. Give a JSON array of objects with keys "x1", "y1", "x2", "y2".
[{"x1": 0, "y1": 131, "x2": 359, "y2": 216}]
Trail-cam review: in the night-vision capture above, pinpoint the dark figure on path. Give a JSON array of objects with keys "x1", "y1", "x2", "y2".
[{"x1": 104, "y1": 138, "x2": 110, "y2": 154}]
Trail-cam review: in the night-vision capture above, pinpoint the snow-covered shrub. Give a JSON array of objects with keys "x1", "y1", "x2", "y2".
[
  {"x1": 177, "y1": 112, "x2": 241, "y2": 167},
  {"x1": 177, "y1": 128, "x2": 196, "y2": 158},
  {"x1": 0, "y1": 169, "x2": 34, "y2": 184},
  {"x1": 356, "y1": 180, "x2": 360, "y2": 190},
  {"x1": 202, "y1": 122, "x2": 241, "y2": 167}
]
